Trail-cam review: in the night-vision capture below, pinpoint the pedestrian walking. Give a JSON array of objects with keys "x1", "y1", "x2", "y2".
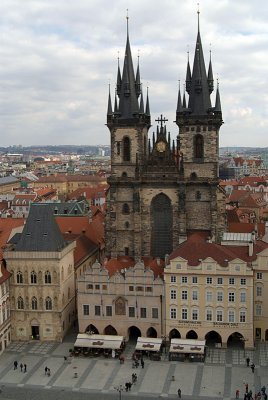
[
  {"x1": 246, "y1": 357, "x2": 250, "y2": 367},
  {"x1": 47, "y1": 368, "x2": 51, "y2": 377},
  {"x1": 20, "y1": 363, "x2": 23, "y2": 372},
  {"x1": 45, "y1": 366, "x2": 48, "y2": 375},
  {"x1": 245, "y1": 383, "x2": 249, "y2": 393},
  {"x1": 24, "y1": 364, "x2": 27, "y2": 373},
  {"x1": 141, "y1": 359, "x2": 144, "y2": 368},
  {"x1": 250, "y1": 363, "x2": 255, "y2": 373},
  {"x1": 13, "y1": 361, "x2": 18, "y2": 370},
  {"x1": 178, "y1": 388, "x2": 182, "y2": 398},
  {"x1": 236, "y1": 389, "x2": 240, "y2": 399}
]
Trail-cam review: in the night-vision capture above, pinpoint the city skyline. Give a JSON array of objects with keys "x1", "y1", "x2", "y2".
[{"x1": 1, "y1": 0, "x2": 268, "y2": 147}]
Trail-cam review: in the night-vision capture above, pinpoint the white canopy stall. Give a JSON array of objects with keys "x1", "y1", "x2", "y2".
[
  {"x1": 135, "y1": 337, "x2": 163, "y2": 360},
  {"x1": 169, "y1": 339, "x2": 206, "y2": 362},
  {"x1": 74, "y1": 334, "x2": 125, "y2": 356}
]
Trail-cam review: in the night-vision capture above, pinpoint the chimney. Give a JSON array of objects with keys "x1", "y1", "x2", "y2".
[{"x1": 248, "y1": 241, "x2": 253, "y2": 257}]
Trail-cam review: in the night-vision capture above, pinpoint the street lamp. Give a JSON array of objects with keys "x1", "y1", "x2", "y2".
[{"x1": 114, "y1": 384, "x2": 124, "y2": 400}]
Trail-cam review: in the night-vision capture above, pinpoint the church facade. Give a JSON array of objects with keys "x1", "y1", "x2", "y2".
[{"x1": 105, "y1": 15, "x2": 226, "y2": 261}]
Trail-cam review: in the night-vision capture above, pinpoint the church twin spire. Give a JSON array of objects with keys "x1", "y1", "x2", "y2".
[
  {"x1": 107, "y1": 17, "x2": 150, "y2": 125},
  {"x1": 176, "y1": 9, "x2": 222, "y2": 119}
]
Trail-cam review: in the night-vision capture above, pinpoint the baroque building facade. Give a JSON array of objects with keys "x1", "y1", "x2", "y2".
[{"x1": 105, "y1": 15, "x2": 226, "y2": 261}]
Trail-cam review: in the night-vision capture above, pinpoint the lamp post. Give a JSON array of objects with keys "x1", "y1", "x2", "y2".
[{"x1": 114, "y1": 384, "x2": 124, "y2": 400}]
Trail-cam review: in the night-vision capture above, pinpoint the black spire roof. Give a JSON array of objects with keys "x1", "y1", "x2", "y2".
[
  {"x1": 107, "y1": 18, "x2": 150, "y2": 126},
  {"x1": 187, "y1": 12, "x2": 212, "y2": 115},
  {"x1": 15, "y1": 203, "x2": 66, "y2": 252}
]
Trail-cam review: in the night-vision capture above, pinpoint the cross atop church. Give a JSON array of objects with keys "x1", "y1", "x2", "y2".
[{"x1": 155, "y1": 114, "x2": 168, "y2": 128}]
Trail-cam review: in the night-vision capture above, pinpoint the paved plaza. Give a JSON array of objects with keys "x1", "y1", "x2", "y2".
[{"x1": 0, "y1": 338, "x2": 268, "y2": 399}]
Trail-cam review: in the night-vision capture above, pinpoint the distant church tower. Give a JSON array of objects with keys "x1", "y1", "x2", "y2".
[{"x1": 105, "y1": 13, "x2": 226, "y2": 260}]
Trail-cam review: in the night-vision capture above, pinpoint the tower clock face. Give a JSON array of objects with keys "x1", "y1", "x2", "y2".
[{"x1": 156, "y1": 141, "x2": 166, "y2": 152}]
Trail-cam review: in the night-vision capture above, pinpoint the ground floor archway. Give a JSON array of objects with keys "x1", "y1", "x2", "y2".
[
  {"x1": 169, "y1": 329, "x2": 181, "y2": 339},
  {"x1": 205, "y1": 330, "x2": 222, "y2": 347},
  {"x1": 85, "y1": 324, "x2": 99, "y2": 334},
  {"x1": 147, "y1": 327, "x2": 157, "y2": 338},
  {"x1": 128, "y1": 326, "x2": 141, "y2": 340},
  {"x1": 186, "y1": 330, "x2": 198, "y2": 339},
  {"x1": 104, "y1": 325, "x2": 117, "y2": 336},
  {"x1": 227, "y1": 332, "x2": 244, "y2": 348}
]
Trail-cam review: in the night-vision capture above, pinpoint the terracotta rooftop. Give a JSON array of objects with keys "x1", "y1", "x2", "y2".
[
  {"x1": 103, "y1": 256, "x2": 164, "y2": 278},
  {"x1": 169, "y1": 233, "x2": 268, "y2": 267}
]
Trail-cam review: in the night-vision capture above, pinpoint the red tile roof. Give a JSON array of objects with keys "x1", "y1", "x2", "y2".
[
  {"x1": 228, "y1": 222, "x2": 265, "y2": 237},
  {"x1": 103, "y1": 256, "x2": 164, "y2": 278},
  {"x1": 169, "y1": 233, "x2": 268, "y2": 266}
]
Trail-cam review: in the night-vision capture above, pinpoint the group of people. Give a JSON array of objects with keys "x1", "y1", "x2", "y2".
[
  {"x1": 241, "y1": 383, "x2": 267, "y2": 400},
  {"x1": 132, "y1": 353, "x2": 145, "y2": 369},
  {"x1": 13, "y1": 361, "x2": 27, "y2": 373},
  {"x1": 124, "y1": 372, "x2": 138, "y2": 391}
]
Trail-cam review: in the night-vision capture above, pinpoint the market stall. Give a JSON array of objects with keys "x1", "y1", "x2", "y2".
[
  {"x1": 74, "y1": 334, "x2": 125, "y2": 357},
  {"x1": 169, "y1": 339, "x2": 206, "y2": 362},
  {"x1": 135, "y1": 337, "x2": 163, "y2": 361}
]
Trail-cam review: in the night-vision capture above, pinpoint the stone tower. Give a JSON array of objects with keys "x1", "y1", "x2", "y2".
[{"x1": 105, "y1": 14, "x2": 226, "y2": 260}]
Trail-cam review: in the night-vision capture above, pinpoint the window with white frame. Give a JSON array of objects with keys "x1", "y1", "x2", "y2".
[
  {"x1": 217, "y1": 277, "x2": 223, "y2": 285},
  {"x1": 217, "y1": 291, "x2": 223, "y2": 302},
  {"x1": 235, "y1": 265, "x2": 240, "y2": 271},
  {"x1": 171, "y1": 289, "x2": 177, "y2": 300},
  {"x1": 240, "y1": 310, "x2": 246, "y2": 322},
  {"x1": 181, "y1": 308, "x2": 188, "y2": 320},
  {"x1": 182, "y1": 290, "x2": 188, "y2": 300},
  {"x1": 176, "y1": 263, "x2": 181, "y2": 269},
  {"x1": 192, "y1": 309, "x2": 198, "y2": 320},
  {"x1": 206, "y1": 291, "x2": 213, "y2": 302},
  {"x1": 256, "y1": 272, "x2": 262, "y2": 280},
  {"x1": 206, "y1": 277, "x2": 212, "y2": 284},
  {"x1": 256, "y1": 304, "x2": 262, "y2": 316},
  {"x1": 240, "y1": 278, "x2": 246, "y2": 285},
  {"x1": 229, "y1": 292, "x2": 235, "y2": 302},
  {"x1": 106, "y1": 306, "x2": 112, "y2": 317},
  {"x1": 229, "y1": 277, "x2": 235, "y2": 285},
  {"x1": 206, "y1": 309, "x2": 212, "y2": 321},
  {"x1": 171, "y1": 275, "x2": 177, "y2": 283},
  {"x1": 170, "y1": 308, "x2": 177, "y2": 319},
  {"x1": 192, "y1": 290, "x2": 198, "y2": 301},
  {"x1": 83, "y1": 304, "x2": 89, "y2": 315},
  {"x1": 192, "y1": 276, "x2": 198, "y2": 284},
  {"x1": 256, "y1": 286, "x2": 262, "y2": 296},
  {"x1": 240, "y1": 292, "x2": 246, "y2": 303},
  {"x1": 181, "y1": 276, "x2": 188, "y2": 283},
  {"x1": 152, "y1": 308, "x2": 158, "y2": 319},
  {"x1": 228, "y1": 310, "x2": 235, "y2": 322},
  {"x1": 216, "y1": 310, "x2": 223, "y2": 322}
]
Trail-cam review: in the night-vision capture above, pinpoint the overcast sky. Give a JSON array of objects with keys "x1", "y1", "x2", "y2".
[{"x1": 1, "y1": 0, "x2": 268, "y2": 148}]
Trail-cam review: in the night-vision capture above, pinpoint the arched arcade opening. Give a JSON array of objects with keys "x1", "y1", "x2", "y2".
[
  {"x1": 205, "y1": 331, "x2": 222, "y2": 347},
  {"x1": 227, "y1": 332, "x2": 244, "y2": 348},
  {"x1": 85, "y1": 324, "x2": 99, "y2": 334},
  {"x1": 169, "y1": 329, "x2": 181, "y2": 339},
  {"x1": 128, "y1": 326, "x2": 141, "y2": 341},
  {"x1": 147, "y1": 327, "x2": 157, "y2": 338},
  {"x1": 186, "y1": 330, "x2": 198, "y2": 339},
  {"x1": 104, "y1": 325, "x2": 117, "y2": 336}
]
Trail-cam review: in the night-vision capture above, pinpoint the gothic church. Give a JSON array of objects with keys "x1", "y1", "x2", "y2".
[{"x1": 105, "y1": 14, "x2": 226, "y2": 260}]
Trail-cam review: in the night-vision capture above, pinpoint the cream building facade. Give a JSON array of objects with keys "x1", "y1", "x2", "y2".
[
  {"x1": 165, "y1": 235, "x2": 268, "y2": 349},
  {"x1": 4, "y1": 204, "x2": 76, "y2": 342},
  {"x1": 77, "y1": 258, "x2": 164, "y2": 339}
]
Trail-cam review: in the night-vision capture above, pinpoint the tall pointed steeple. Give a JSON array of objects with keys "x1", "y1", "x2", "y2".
[
  {"x1": 207, "y1": 49, "x2": 214, "y2": 93},
  {"x1": 139, "y1": 86, "x2": 144, "y2": 113},
  {"x1": 135, "y1": 54, "x2": 141, "y2": 97},
  {"x1": 145, "y1": 86, "x2": 150, "y2": 116},
  {"x1": 116, "y1": 56, "x2": 122, "y2": 96},
  {"x1": 176, "y1": 81, "x2": 183, "y2": 112},
  {"x1": 214, "y1": 79, "x2": 222, "y2": 115},
  {"x1": 117, "y1": 15, "x2": 139, "y2": 119},
  {"x1": 107, "y1": 84, "x2": 112, "y2": 116},
  {"x1": 186, "y1": 9, "x2": 213, "y2": 115}
]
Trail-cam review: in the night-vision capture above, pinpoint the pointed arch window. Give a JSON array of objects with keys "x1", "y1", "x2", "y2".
[
  {"x1": 31, "y1": 297, "x2": 38, "y2": 310},
  {"x1": 123, "y1": 137, "x2": 130, "y2": 162},
  {"x1": 116, "y1": 142, "x2": 121, "y2": 156},
  {"x1": 194, "y1": 134, "x2": 204, "y2": 159},
  {"x1": 17, "y1": 296, "x2": 24, "y2": 310},
  {"x1": 31, "y1": 271, "x2": 37, "y2": 284},
  {"x1": 45, "y1": 296, "x2": 52, "y2": 310},
  {"x1": 16, "y1": 271, "x2": 23, "y2": 284},
  {"x1": 122, "y1": 203, "x2": 130, "y2": 214},
  {"x1": 45, "y1": 271, "x2": 51, "y2": 284}
]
